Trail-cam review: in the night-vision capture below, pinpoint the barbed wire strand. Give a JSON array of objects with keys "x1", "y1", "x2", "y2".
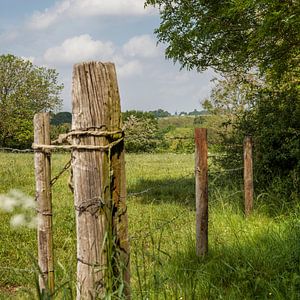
[
  {"x1": 0, "y1": 147, "x2": 33, "y2": 153},
  {"x1": 50, "y1": 159, "x2": 72, "y2": 186}
]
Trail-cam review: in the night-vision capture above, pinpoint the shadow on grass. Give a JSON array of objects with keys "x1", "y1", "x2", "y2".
[
  {"x1": 127, "y1": 173, "x2": 244, "y2": 210},
  {"x1": 132, "y1": 218, "x2": 300, "y2": 299},
  {"x1": 128, "y1": 176, "x2": 196, "y2": 207},
  {"x1": 128, "y1": 173, "x2": 300, "y2": 218}
]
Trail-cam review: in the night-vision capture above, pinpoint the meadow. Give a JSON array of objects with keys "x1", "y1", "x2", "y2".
[{"x1": 0, "y1": 152, "x2": 299, "y2": 299}]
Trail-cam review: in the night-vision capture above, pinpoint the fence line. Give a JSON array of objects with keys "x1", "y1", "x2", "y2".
[
  {"x1": 0, "y1": 146, "x2": 243, "y2": 197},
  {"x1": 0, "y1": 147, "x2": 33, "y2": 153}
]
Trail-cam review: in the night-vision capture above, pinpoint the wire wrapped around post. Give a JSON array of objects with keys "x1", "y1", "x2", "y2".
[
  {"x1": 71, "y1": 61, "x2": 130, "y2": 299},
  {"x1": 33, "y1": 112, "x2": 55, "y2": 294}
]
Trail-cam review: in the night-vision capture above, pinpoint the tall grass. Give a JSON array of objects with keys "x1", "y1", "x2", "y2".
[{"x1": 0, "y1": 152, "x2": 299, "y2": 299}]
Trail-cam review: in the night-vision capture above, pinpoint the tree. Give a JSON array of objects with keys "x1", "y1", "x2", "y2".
[
  {"x1": 122, "y1": 110, "x2": 160, "y2": 152},
  {"x1": 145, "y1": 0, "x2": 299, "y2": 78},
  {"x1": 188, "y1": 109, "x2": 207, "y2": 116},
  {"x1": 241, "y1": 77, "x2": 300, "y2": 192},
  {"x1": 51, "y1": 111, "x2": 72, "y2": 125},
  {"x1": 202, "y1": 72, "x2": 300, "y2": 194},
  {"x1": 0, "y1": 54, "x2": 63, "y2": 148},
  {"x1": 201, "y1": 73, "x2": 263, "y2": 162},
  {"x1": 146, "y1": 0, "x2": 300, "y2": 197},
  {"x1": 149, "y1": 108, "x2": 171, "y2": 118}
]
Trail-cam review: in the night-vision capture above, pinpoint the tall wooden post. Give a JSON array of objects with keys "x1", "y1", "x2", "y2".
[
  {"x1": 72, "y1": 62, "x2": 130, "y2": 299},
  {"x1": 34, "y1": 112, "x2": 54, "y2": 294},
  {"x1": 195, "y1": 128, "x2": 208, "y2": 256},
  {"x1": 244, "y1": 136, "x2": 254, "y2": 217}
]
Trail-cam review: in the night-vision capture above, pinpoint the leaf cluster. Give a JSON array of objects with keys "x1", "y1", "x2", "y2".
[
  {"x1": 122, "y1": 111, "x2": 160, "y2": 152},
  {"x1": 145, "y1": 0, "x2": 300, "y2": 77},
  {"x1": 0, "y1": 54, "x2": 63, "y2": 148}
]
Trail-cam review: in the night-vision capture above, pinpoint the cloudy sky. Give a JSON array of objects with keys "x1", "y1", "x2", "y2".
[{"x1": 0, "y1": 0, "x2": 215, "y2": 114}]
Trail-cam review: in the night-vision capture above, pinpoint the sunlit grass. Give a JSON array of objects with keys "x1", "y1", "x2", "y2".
[{"x1": 0, "y1": 152, "x2": 299, "y2": 299}]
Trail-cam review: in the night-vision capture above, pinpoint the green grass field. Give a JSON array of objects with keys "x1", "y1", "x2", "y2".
[{"x1": 0, "y1": 152, "x2": 299, "y2": 299}]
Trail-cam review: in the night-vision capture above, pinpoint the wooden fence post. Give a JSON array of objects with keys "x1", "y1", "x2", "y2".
[
  {"x1": 34, "y1": 112, "x2": 54, "y2": 294},
  {"x1": 244, "y1": 136, "x2": 254, "y2": 217},
  {"x1": 195, "y1": 128, "x2": 208, "y2": 256},
  {"x1": 72, "y1": 62, "x2": 130, "y2": 299}
]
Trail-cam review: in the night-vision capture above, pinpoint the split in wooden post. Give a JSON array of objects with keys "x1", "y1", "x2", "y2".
[
  {"x1": 244, "y1": 136, "x2": 254, "y2": 217},
  {"x1": 195, "y1": 128, "x2": 208, "y2": 256},
  {"x1": 33, "y1": 112, "x2": 54, "y2": 294},
  {"x1": 72, "y1": 62, "x2": 130, "y2": 299}
]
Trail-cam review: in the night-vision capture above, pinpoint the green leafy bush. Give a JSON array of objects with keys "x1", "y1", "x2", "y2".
[{"x1": 123, "y1": 111, "x2": 160, "y2": 153}]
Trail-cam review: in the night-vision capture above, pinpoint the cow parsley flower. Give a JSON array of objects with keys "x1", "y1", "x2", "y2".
[{"x1": 0, "y1": 189, "x2": 36, "y2": 228}]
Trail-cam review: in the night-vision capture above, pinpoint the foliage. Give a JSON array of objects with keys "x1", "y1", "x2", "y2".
[
  {"x1": 145, "y1": 0, "x2": 300, "y2": 77},
  {"x1": 203, "y1": 72, "x2": 300, "y2": 194},
  {"x1": 50, "y1": 112, "x2": 72, "y2": 126},
  {"x1": 188, "y1": 109, "x2": 207, "y2": 116},
  {"x1": 200, "y1": 73, "x2": 262, "y2": 154},
  {"x1": 122, "y1": 110, "x2": 160, "y2": 152},
  {"x1": 0, "y1": 54, "x2": 63, "y2": 149},
  {"x1": 148, "y1": 108, "x2": 171, "y2": 118},
  {"x1": 164, "y1": 127, "x2": 194, "y2": 153},
  {"x1": 50, "y1": 123, "x2": 71, "y2": 141},
  {"x1": 242, "y1": 76, "x2": 300, "y2": 192},
  {"x1": 50, "y1": 112, "x2": 72, "y2": 142},
  {"x1": 145, "y1": 0, "x2": 299, "y2": 196},
  {"x1": 158, "y1": 115, "x2": 195, "y2": 129}
]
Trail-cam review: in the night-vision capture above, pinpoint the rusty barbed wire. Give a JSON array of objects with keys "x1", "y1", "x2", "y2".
[{"x1": 50, "y1": 159, "x2": 72, "y2": 186}]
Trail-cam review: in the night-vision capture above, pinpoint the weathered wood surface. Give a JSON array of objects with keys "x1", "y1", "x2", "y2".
[
  {"x1": 72, "y1": 62, "x2": 130, "y2": 299},
  {"x1": 195, "y1": 128, "x2": 208, "y2": 256},
  {"x1": 244, "y1": 136, "x2": 254, "y2": 217},
  {"x1": 34, "y1": 112, "x2": 54, "y2": 293}
]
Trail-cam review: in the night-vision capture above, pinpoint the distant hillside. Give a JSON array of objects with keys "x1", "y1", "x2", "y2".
[{"x1": 51, "y1": 112, "x2": 72, "y2": 125}]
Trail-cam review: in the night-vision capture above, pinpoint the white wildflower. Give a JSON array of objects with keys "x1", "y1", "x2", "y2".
[
  {"x1": 9, "y1": 189, "x2": 35, "y2": 209},
  {"x1": 10, "y1": 214, "x2": 26, "y2": 227},
  {"x1": 21, "y1": 195, "x2": 36, "y2": 209},
  {"x1": 0, "y1": 195, "x2": 18, "y2": 212},
  {"x1": 0, "y1": 189, "x2": 36, "y2": 229}
]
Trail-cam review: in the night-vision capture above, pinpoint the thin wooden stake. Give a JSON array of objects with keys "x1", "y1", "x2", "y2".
[
  {"x1": 34, "y1": 112, "x2": 54, "y2": 294},
  {"x1": 72, "y1": 62, "x2": 130, "y2": 299},
  {"x1": 244, "y1": 136, "x2": 254, "y2": 217},
  {"x1": 195, "y1": 128, "x2": 208, "y2": 256}
]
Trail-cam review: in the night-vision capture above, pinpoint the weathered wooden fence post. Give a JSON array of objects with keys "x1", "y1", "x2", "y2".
[
  {"x1": 195, "y1": 128, "x2": 208, "y2": 256},
  {"x1": 34, "y1": 112, "x2": 54, "y2": 294},
  {"x1": 72, "y1": 62, "x2": 130, "y2": 299},
  {"x1": 244, "y1": 136, "x2": 254, "y2": 217}
]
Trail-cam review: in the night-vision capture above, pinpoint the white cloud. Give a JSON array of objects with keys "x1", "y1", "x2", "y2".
[
  {"x1": 117, "y1": 60, "x2": 143, "y2": 78},
  {"x1": 43, "y1": 34, "x2": 115, "y2": 65},
  {"x1": 70, "y1": 0, "x2": 154, "y2": 16},
  {"x1": 122, "y1": 35, "x2": 160, "y2": 58},
  {"x1": 27, "y1": 0, "x2": 155, "y2": 30},
  {"x1": 28, "y1": 1, "x2": 71, "y2": 30}
]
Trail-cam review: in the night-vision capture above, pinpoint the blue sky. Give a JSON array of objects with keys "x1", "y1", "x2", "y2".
[{"x1": 0, "y1": 0, "x2": 215, "y2": 114}]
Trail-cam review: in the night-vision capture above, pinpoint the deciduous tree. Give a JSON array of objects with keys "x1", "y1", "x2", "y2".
[
  {"x1": 0, "y1": 54, "x2": 63, "y2": 148},
  {"x1": 145, "y1": 0, "x2": 300, "y2": 78}
]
